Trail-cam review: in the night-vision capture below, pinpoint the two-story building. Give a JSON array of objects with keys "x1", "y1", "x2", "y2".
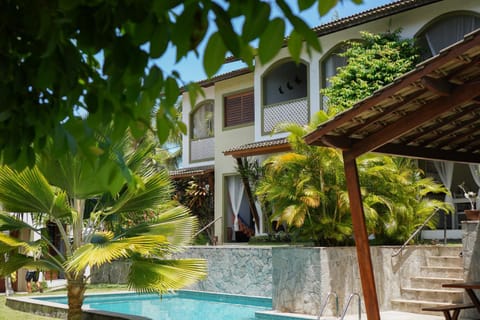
[{"x1": 179, "y1": 0, "x2": 480, "y2": 244}]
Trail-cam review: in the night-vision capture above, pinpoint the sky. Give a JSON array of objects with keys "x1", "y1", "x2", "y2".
[{"x1": 157, "y1": 0, "x2": 395, "y2": 84}]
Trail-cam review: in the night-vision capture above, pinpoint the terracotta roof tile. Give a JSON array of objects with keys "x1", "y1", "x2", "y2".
[
  {"x1": 312, "y1": 0, "x2": 442, "y2": 36},
  {"x1": 169, "y1": 165, "x2": 214, "y2": 178},
  {"x1": 223, "y1": 138, "x2": 291, "y2": 158}
]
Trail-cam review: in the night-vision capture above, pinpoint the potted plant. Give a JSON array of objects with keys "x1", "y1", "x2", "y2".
[{"x1": 459, "y1": 183, "x2": 480, "y2": 220}]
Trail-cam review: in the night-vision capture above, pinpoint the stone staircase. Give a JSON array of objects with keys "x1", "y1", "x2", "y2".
[{"x1": 391, "y1": 246, "x2": 465, "y2": 315}]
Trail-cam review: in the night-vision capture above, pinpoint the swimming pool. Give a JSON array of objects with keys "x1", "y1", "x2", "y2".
[{"x1": 34, "y1": 290, "x2": 272, "y2": 320}]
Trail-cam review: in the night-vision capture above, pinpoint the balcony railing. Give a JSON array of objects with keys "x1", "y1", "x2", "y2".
[
  {"x1": 190, "y1": 137, "x2": 214, "y2": 162},
  {"x1": 263, "y1": 97, "x2": 309, "y2": 134}
]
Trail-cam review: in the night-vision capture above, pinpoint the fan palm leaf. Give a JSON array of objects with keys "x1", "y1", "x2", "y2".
[
  {"x1": 128, "y1": 258, "x2": 207, "y2": 294},
  {"x1": 0, "y1": 166, "x2": 71, "y2": 218},
  {"x1": 105, "y1": 169, "x2": 173, "y2": 215},
  {"x1": 65, "y1": 233, "x2": 170, "y2": 274},
  {"x1": 0, "y1": 212, "x2": 38, "y2": 232},
  {"x1": 121, "y1": 206, "x2": 198, "y2": 247}
]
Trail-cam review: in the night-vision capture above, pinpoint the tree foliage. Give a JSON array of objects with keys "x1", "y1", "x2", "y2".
[
  {"x1": 257, "y1": 116, "x2": 452, "y2": 245},
  {"x1": 0, "y1": 133, "x2": 206, "y2": 320},
  {"x1": 257, "y1": 31, "x2": 452, "y2": 245},
  {"x1": 321, "y1": 30, "x2": 420, "y2": 114},
  {"x1": 0, "y1": 0, "x2": 353, "y2": 171}
]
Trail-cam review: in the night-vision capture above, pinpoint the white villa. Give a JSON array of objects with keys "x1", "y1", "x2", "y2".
[{"x1": 176, "y1": 0, "x2": 480, "y2": 244}]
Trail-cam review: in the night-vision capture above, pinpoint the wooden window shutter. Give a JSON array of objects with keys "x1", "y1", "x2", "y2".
[{"x1": 224, "y1": 91, "x2": 254, "y2": 127}]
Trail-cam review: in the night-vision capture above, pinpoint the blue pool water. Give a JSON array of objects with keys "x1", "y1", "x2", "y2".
[{"x1": 35, "y1": 290, "x2": 272, "y2": 320}]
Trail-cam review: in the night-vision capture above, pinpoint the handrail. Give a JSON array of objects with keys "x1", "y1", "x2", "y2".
[
  {"x1": 317, "y1": 291, "x2": 339, "y2": 320},
  {"x1": 194, "y1": 216, "x2": 222, "y2": 237},
  {"x1": 391, "y1": 208, "x2": 439, "y2": 257},
  {"x1": 340, "y1": 293, "x2": 361, "y2": 320}
]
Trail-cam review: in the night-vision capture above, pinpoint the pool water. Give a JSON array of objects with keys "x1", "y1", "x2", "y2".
[{"x1": 36, "y1": 290, "x2": 272, "y2": 320}]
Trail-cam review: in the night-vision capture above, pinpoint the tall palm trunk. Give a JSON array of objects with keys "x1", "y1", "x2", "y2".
[
  {"x1": 67, "y1": 276, "x2": 86, "y2": 320},
  {"x1": 67, "y1": 199, "x2": 86, "y2": 320}
]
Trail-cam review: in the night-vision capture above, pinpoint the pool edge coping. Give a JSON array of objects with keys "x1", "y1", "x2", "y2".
[{"x1": 6, "y1": 292, "x2": 151, "y2": 320}]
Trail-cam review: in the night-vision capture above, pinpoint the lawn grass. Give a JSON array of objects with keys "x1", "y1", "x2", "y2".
[{"x1": 1, "y1": 284, "x2": 130, "y2": 319}]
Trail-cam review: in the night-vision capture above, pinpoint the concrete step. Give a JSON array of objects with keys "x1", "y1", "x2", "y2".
[
  {"x1": 410, "y1": 276, "x2": 465, "y2": 289},
  {"x1": 420, "y1": 266, "x2": 464, "y2": 278},
  {"x1": 427, "y1": 255, "x2": 463, "y2": 268},
  {"x1": 400, "y1": 287, "x2": 464, "y2": 303},
  {"x1": 434, "y1": 245, "x2": 463, "y2": 257},
  {"x1": 391, "y1": 298, "x2": 465, "y2": 315}
]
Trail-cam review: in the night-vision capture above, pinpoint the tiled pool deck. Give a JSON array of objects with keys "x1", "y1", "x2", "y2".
[{"x1": 257, "y1": 310, "x2": 443, "y2": 320}]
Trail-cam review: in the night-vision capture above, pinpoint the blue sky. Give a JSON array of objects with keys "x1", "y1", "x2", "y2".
[{"x1": 157, "y1": 0, "x2": 395, "y2": 83}]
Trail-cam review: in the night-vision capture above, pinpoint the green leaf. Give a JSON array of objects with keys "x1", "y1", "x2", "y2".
[
  {"x1": 203, "y1": 32, "x2": 227, "y2": 78},
  {"x1": 150, "y1": 23, "x2": 169, "y2": 58},
  {"x1": 177, "y1": 121, "x2": 187, "y2": 135},
  {"x1": 156, "y1": 107, "x2": 172, "y2": 144},
  {"x1": 298, "y1": 0, "x2": 316, "y2": 11},
  {"x1": 288, "y1": 31, "x2": 303, "y2": 63},
  {"x1": 164, "y1": 77, "x2": 179, "y2": 107},
  {"x1": 242, "y1": 2, "x2": 270, "y2": 42},
  {"x1": 318, "y1": 0, "x2": 338, "y2": 16},
  {"x1": 212, "y1": 4, "x2": 241, "y2": 56},
  {"x1": 144, "y1": 66, "x2": 164, "y2": 100},
  {"x1": 289, "y1": 16, "x2": 321, "y2": 53},
  {"x1": 258, "y1": 18, "x2": 285, "y2": 64}
]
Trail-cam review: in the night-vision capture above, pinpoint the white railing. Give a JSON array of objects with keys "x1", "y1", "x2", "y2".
[
  {"x1": 263, "y1": 97, "x2": 308, "y2": 133},
  {"x1": 190, "y1": 137, "x2": 214, "y2": 162}
]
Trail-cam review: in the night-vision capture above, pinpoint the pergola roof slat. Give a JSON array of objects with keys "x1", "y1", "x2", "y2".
[{"x1": 304, "y1": 28, "x2": 480, "y2": 165}]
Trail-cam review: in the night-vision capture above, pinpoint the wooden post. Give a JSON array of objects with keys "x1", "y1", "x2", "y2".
[{"x1": 343, "y1": 154, "x2": 380, "y2": 320}]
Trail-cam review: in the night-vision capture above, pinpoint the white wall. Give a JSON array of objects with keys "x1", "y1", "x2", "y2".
[{"x1": 183, "y1": 0, "x2": 480, "y2": 243}]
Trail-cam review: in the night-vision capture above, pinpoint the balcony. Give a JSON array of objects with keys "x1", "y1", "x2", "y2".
[
  {"x1": 190, "y1": 137, "x2": 214, "y2": 162},
  {"x1": 263, "y1": 97, "x2": 309, "y2": 134}
]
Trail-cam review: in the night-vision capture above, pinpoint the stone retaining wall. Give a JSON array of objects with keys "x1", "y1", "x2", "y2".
[
  {"x1": 271, "y1": 245, "x2": 463, "y2": 316},
  {"x1": 461, "y1": 221, "x2": 480, "y2": 320},
  {"x1": 91, "y1": 244, "x2": 466, "y2": 317}
]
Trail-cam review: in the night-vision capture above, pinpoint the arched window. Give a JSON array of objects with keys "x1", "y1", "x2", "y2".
[
  {"x1": 263, "y1": 61, "x2": 307, "y2": 106},
  {"x1": 191, "y1": 100, "x2": 214, "y2": 140},
  {"x1": 261, "y1": 61, "x2": 309, "y2": 134},
  {"x1": 320, "y1": 44, "x2": 349, "y2": 111},
  {"x1": 417, "y1": 13, "x2": 480, "y2": 58},
  {"x1": 321, "y1": 45, "x2": 348, "y2": 89}
]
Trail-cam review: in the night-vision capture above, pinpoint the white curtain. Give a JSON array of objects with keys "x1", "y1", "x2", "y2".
[
  {"x1": 228, "y1": 175, "x2": 245, "y2": 232},
  {"x1": 469, "y1": 164, "x2": 480, "y2": 209},
  {"x1": 434, "y1": 161, "x2": 455, "y2": 204}
]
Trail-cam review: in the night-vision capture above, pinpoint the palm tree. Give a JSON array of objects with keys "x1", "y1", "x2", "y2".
[
  {"x1": 0, "y1": 134, "x2": 206, "y2": 320},
  {"x1": 256, "y1": 112, "x2": 452, "y2": 245},
  {"x1": 257, "y1": 113, "x2": 353, "y2": 245},
  {"x1": 359, "y1": 155, "x2": 452, "y2": 244}
]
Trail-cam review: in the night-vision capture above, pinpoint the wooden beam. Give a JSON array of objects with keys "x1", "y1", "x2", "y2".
[
  {"x1": 344, "y1": 81, "x2": 480, "y2": 162},
  {"x1": 421, "y1": 76, "x2": 453, "y2": 96},
  {"x1": 344, "y1": 90, "x2": 426, "y2": 137},
  {"x1": 419, "y1": 114, "x2": 479, "y2": 147},
  {"x1": 343, "y1": 154, "x2": 380, "y2": 320},
  {"x1": 402, "y1": 103, "x2": 479, "y2": 144},
  {"x1": 374, "y1": 143, "x2": 480, "y2": 164},
  {"x1": 305, "y1": 31, "x2": 480, "y2": 146},
  {"x1": 320, "y1": 135, "x2": 352, "y2": 150}
]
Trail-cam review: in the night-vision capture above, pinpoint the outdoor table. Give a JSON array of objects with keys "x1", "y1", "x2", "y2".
[{"x1": 443, "y1": 282, "x2": 480, "y2": 313}]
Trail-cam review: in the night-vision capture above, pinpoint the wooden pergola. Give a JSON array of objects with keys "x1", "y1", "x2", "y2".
[{"x1": 304, "y1": 29, "x2": 480, "y2": 320}]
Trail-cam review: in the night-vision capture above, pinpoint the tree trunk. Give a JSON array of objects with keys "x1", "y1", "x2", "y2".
[{"x1": 67, "y1": 277, "x2": 86, "y2": 320}]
